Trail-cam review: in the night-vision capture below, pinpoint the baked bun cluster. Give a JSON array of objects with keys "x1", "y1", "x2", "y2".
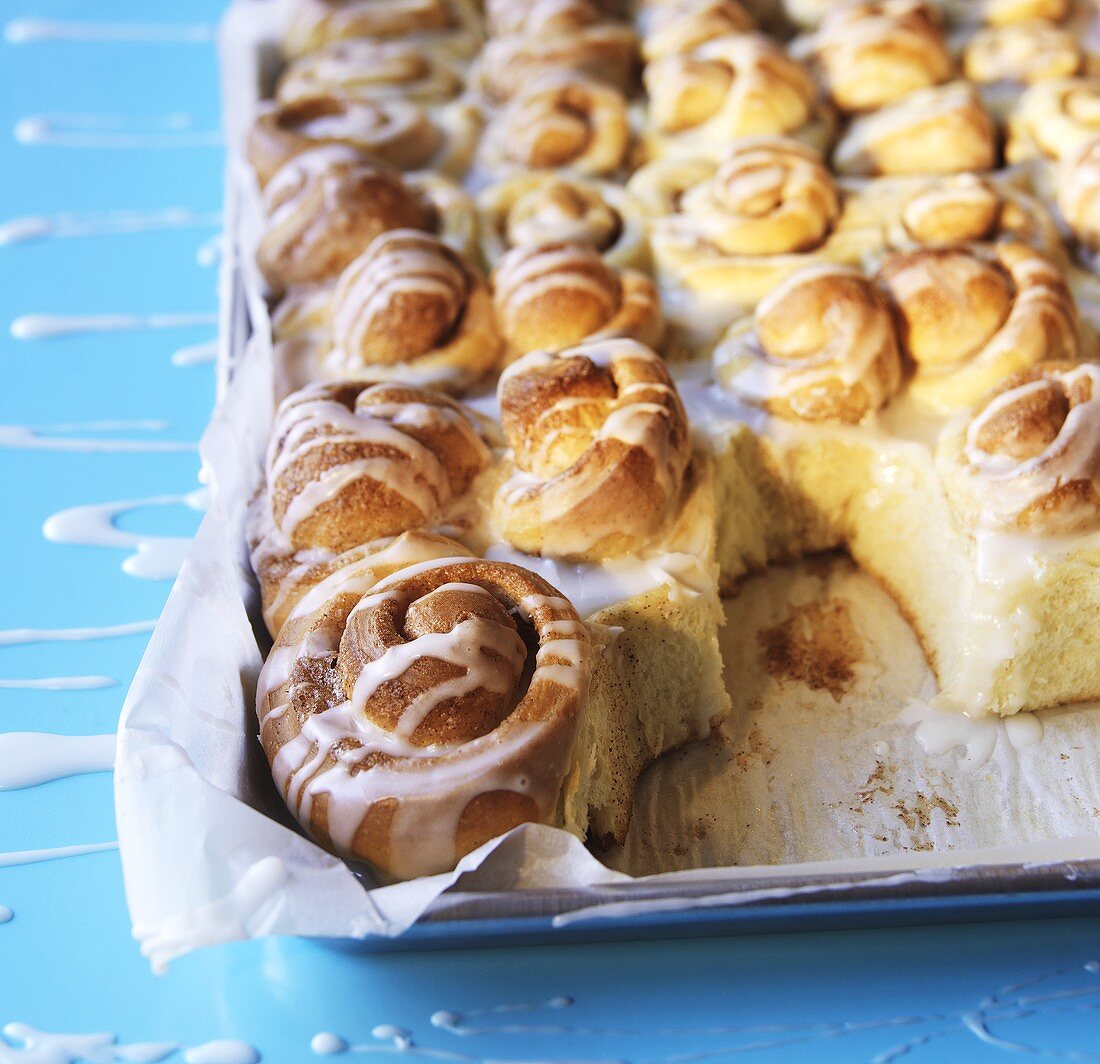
[{"x1": 242, "y1": 0, "x2": 1100, "y2": 880}]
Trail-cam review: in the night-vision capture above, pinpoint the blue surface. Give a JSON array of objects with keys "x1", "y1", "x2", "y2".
[{"x1": 4, "y1": 4, "x2": 1100, "y2": 1062}]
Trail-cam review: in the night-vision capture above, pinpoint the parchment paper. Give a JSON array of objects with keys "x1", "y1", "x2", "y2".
[{"x1": 114, "y1": 0, "x2": 1100, "y2": 972}]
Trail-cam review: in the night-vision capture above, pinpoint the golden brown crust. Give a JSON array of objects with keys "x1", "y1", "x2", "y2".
[
  {"x1": 833, "y1": 82, "x2": 998, "y2": 177},
  {"x1": 256, "y1": 555, "x2": 591, "y2": 879},
  {"x1": 877, "y1": 242, "x2": 1080, "y2": 411},
  {"x1": 491, "y1": 242, "x2": 664, "y2": 358},
  {"x1": 328, "y1": 229, "x2": 503, "y2": 389},
  {"x1": 963, "y1": 21, "x2": 1083, "y2": 86},
  {"x1": 493, "y1": 338, "x2": 692, "y2": 560},
  {"x1": 1007, "y1": 76, "x2": 1100, "y2": 163},
  {"x1": 802, "y1": 1, "x2": 953, "y2": 114},
  {"x1": 715, "y1": 263, "x2": 903, "y2": 422},
  {"x1": 936, "y1": 360, "x2": 1100, "y2": 534},
  {"x1": 256, "y1": 148, "x2": 437, "y2": 292}
]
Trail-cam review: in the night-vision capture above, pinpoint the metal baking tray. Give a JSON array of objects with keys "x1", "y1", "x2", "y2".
[{"x1": 216, "y1": 0, "x2": 1100, "y2": 949}]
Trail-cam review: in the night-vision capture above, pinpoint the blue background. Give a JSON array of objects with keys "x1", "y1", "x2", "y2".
[{"x1": 3, "y1": 3, "x2": 1100, "y2": 1060}]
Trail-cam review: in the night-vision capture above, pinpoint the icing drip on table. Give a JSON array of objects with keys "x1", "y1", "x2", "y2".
[
  {"x1": 0, "y1": 732, "x2": 116, "y2": 789},
  {"x1": 43, "y1": 489, "x2": 207, "y2": 580},
  {"x1": 0, "y1": 421, "x2": 195, "y2": 453},
  {"x1": 171, "y1": 340, "x2": 218, "y2": 367},
  {"x1": 182, "y1": 1043, "x2": 260, "y2": 1064},
  {"x1": 14, "y1": 113, "x2": 222, "y2": 149},
  {"x1": 0, "y1": 907, "x2": 12, "y2": 925},
  {"x1": 902, "y1": 698, "x2": 1044, "y2": 772},
  {"x1": 0, "y1": 842, "x2": 118, "y2": 867},
  {"x1": 0, "y1": 620, "x2": 155, "y2": 646},
  {"x1": 11, "y1": 312, "x2": 218, "y2": 340},
  {"x1": 4, "y1": 20, "x2": 214, "y2": 44},
  {"x1": 0, "y1": 675, "x2": 117, "y2": 690},
  {"x1": 0, "y1": 208, "x2": 221, "y2": 246},
  {"x1": 195, "y1": 234, "x2": 222, "y2": 268}
]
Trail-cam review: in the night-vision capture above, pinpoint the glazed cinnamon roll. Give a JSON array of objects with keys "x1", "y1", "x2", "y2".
[
  {"x1": 491, "y1": 242, "x2": 664, "y2": 358},
  {"x1": 492, "y1": 338, "x2": 692, "y2": 560},
  {"x1": 796, "y1": 0, "x2": 953, "y2": 114},
  {"x1": 893, "y1": 173, "x2": 1064, "y2": 253},
  {"x1": 257, "y1": 554, "x2": 591, "y2": 879},
  {"x1": 833, "y1": 82, "x2": 998, "y2": 176},
  {"x1": 627, "y1": 138, "x2": 884, "y2": 327},
  {"x1": 477, "y1": 173, "x2": 648, "y2": 269},
  {"x1": 936, "y1": 361, "x2": 1100, "y2": 535},
  {"x1": 326, "y1": 230, "x2": 503, "y2": 391},
  {"x1": 255, "y1": 148, "x2": 474, "y2": 292},
  {"x1": 637, "y1": 0, "x2": 757, "y2": 62},
  {"x1": 963, "y1": 21, "x2": 1083, "y2": 89},
  {"x1": 476, "y1": 74, "x2": 633, "y2": 180},
  {"x1": 246, "y1": 94, "x2": 480, "y2": 186},
  {"x1": 255, "y1": 379, "x2": 493, "y2": 559},
  {"x1": 714, "y1": 263, "x2": 903, "y2": 422},
  {"x1": 275, "y1": 40, "x2": 465, "y2": 107},
  {"x1": 1057, "y1": 135, "x2": 1100, "y2": 257},
  {"x1": 643, "y1": 33, "x2": 831, "y2": 160},
  {"x1": 486, "y1": 0, "x2": 609, "y2": 36},
  {"x1": 1007, "y1": 77, "x2": 1100, "y2": 162},
  {"x1": 878, "y1": 242, "x2": 1080, "y2": 411},
  {"x1": 471, "y1": 24, "x2": 639, "y2": 103},
  {"x1": 282, "y1": 0, "x2": 483, "y2": 60}
]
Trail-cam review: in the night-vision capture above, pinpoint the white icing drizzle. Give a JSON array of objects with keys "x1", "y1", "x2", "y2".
[
  {"x1": 42, "y1": 489, "x2": 206, "y2": 580},
  {"x1": 310, "y1": 1033, "x2": 349, "y2": 1056},
  {"x1": 0, "y1": 420, "x2": 195, "y2": 453},
  {"x1": 0, "y1": 842, "x2": 118, "y2": 867},
  {"x1": 0, "y1": 620, "x2": 156, "y2": 647},
  {"x1": 0, "y1": 207, "x2": 220, "y2": 246},
  {"x1": 0, "y1": 732, "x2": 116, "y2": 789},
  {"x1": 171, "y1": 340, "x2": 219, "y2": 367},
  {"x1": 11, "y1": 312, "x2": 218, "y2": 341},
  {"x1": 14, "y1": 113, "x2": 222, "y2": 149},
  {"x1": 0, "y1": 907, "x2": 11, "y2": 925},
  {"x1": 903, "y1": 698, "x2": 1044, "y2": 771},
  {"x1": 134, "y1": 856, "x2": 287, "y2": 974},
  {"x1": 0, "y1": 1025, "x2": 176, "y2": 1064},
  {"x1": 182, "y1": 1042, "x2": 260, "y2": 1064},
  {"x1": 4, "y1": 19, "x2": 214, "y2": 44},
  {"x1": 0, "y1": 676, "x2": 116, "y2": 690}
]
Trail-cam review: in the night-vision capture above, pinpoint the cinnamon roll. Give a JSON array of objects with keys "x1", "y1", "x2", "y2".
[
  {"x1": 246, "y1": 94, "x2": 480, "y2": 187},
  {"x1": 714, "y1": 263, "x2": 903, "y2": 422},
  {"x1": 477, "y1": 173, "x2": 648, "y2": 270},
  {"x1": 797, "y1": 1, "x2": 953, "y2": 115},
  {"x1": 877, "y1": 242, "x2": 1080, "y2": 411},
  {"x1": 893, "y1": 173, "x2": 1063, "y2": 252},
  {"x1": 476, "y1": 73, "x2": 633, "y2": 180},
  {"x1": 937, "y1": 361, "x2": 1100, "y2": 535},
  {"x1": 282, "y1": 0, "x2": 483, "y2": 60},
  {"x1": 486, "y1": 0, "x2": 609, "y2": 36},
  {"x1": 492, "y1": 242, "x2": 664, "y2": 359},
  {"x1": 627, "y1": 138, "x2": 884, "y2": 329},
  {"x1": 941, "y1": 0, "x2": 1070, "y2": 25},
  {"x1": 471, "y1": 24, "x2": 639, "y2": 103},
  {"x1": 637, "y1": 0, "x2": 757, "y2": 62},
  {"x1": 1007, "y1": 76, "x2": 1100, "y2": 162},
  {"x1": 963, "y1": 21, "x2": 1083, "y2": 89},
  {"x1": 257, "y1": 554, "x2": 591, "y2": 879},
  {"x1": 275, "y1": 40, "x2": 465, "y2": 107},
  {"x1": 255, "y1": 148, "x2": 474, "y2": 292},
  {"x1": 493, "y1": 338, "x2": 692, "y2": 560},
  {"x1": 833, "y1": 82, "x2": 998, "y2": 176},
  {"x1": 1057, "y1": 135, "x2": 1100, "y2": 257},
  {"x1": 255, "y1": 379, "x2": 493, "y2": 562},
  {"x1": 326, "y1": 230, "x2": 503, "y2": 391},
  {"x1": 643, "y1": 33, "x2": 831, "y2": 160}
]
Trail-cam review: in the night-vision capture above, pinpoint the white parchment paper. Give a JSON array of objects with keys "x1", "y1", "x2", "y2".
[{"x1": 114, "y1": 0, "x2": 1100, "y2": 972}]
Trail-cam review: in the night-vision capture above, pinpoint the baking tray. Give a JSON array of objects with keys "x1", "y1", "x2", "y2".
[{"x1": 198, "y1": 0, "x2": 1100, "y2": 952}]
